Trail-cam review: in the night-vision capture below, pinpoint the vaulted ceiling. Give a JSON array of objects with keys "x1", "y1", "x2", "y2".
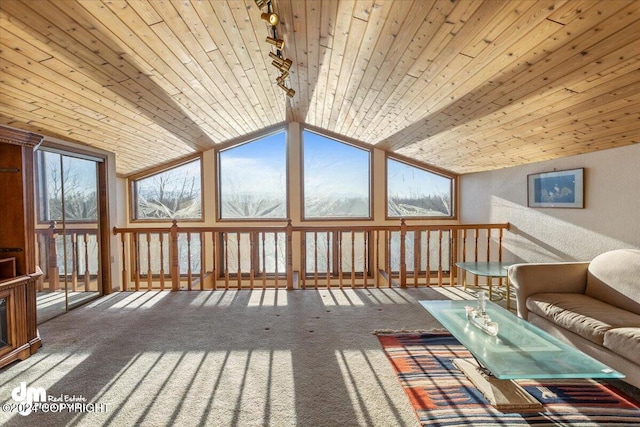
[{"x1": 1, "y1": 0, "x2": 639, "y2": 176}]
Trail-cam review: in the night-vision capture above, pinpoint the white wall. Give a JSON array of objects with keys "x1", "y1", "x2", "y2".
[{"x1": 460, "y1": 144, "x2": 640, "y2": 262}]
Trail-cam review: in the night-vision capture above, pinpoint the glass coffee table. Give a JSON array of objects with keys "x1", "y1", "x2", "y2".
[
  {"x1": 420, "y1": 299, "x2": 624, "y2": 410},
  {"x1": 456, "y1": 261, "x2": 515, "y2": 309}
]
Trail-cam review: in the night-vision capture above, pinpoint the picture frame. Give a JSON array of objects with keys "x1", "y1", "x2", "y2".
[{"x1": 528, "y1": 168, "x2": 584, "y2": 208}]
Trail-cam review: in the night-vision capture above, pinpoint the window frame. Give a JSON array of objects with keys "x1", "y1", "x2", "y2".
[
  {"x1": 385, "y1": 153, "x2": 457, "y2": 220},
  {"x1": 129, "y1": 154, "x2": 204, "y2": 223},
  {"x1": 34, "y1": 147, "x2": 103, "y2": 225},
  {"x1": 301, "y1": 129, "x2": 373, "y2": 221}
]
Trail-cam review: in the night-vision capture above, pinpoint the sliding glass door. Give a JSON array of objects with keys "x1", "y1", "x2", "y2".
[{"x1": 34, "y1": 149, "x2": 103, "y2": 322}]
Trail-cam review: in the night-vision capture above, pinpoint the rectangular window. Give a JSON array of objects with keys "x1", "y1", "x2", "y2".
[
  {"x1": 133, "y1": 158, "x2": 202, "y2": 221},
  {"x1": 303, "y1": 130, "x2": 371, "y2": 219},
  {"x1": 387, "y1": 157, "x2": 454, "y2": 218},
  {"x1": 218, "y1": 131, "x2": 287, "y2": 219},
  {"x1": 35, "y1": 151, "x2": 99, "y2": 223}
]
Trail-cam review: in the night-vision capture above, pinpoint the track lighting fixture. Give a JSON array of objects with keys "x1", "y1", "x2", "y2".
[
  {"x1": 277, "y1": 71, "x2": 289, "y2": 82},
  {"x1": 261, "y1": 12, "x2": 280, "y2": 26},
  {"x1": 266, "y1": 36, "x2": 285, "y2": 50},
  {"x1": 254, "y1": 0, "x2": 295, "y2": 98},
  {"x1": 277, "y1": 81, "x2": 295, "y2": 98},
  {"x1": 269, "y1": 52, "x2": 292, "y2": 71}
]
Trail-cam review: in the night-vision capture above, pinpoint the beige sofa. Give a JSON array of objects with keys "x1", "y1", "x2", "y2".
[{"x1": 508, "y1": 249, "x2": 640, "y2": 388}]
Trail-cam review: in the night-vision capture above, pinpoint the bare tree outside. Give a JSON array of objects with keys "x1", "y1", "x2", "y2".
[
  {"x1": 134, "y1": 159, "x2": 202, "y2": 220},
  {"x1": 37, "y1": 151, "x2": 98, "y2": 222}
]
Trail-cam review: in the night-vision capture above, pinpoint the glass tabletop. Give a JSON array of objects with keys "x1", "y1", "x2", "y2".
[
  {"x1": 455, "y1": 261, "x2": 515, "y2": 277},
  {"x1": 420, "y1": 300, "x2": 624, "y2": 380}
]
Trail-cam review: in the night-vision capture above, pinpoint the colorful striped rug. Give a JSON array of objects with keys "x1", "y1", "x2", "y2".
[{"x1": 378, "y1": 333, "x2": 640, "y2": 426}]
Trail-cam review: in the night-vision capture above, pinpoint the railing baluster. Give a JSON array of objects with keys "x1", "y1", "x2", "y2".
[
  {"x1": 301, "y1": 232, "x2": 307, "y2": 289},
  {"x1": 363, "y1": 232, "x2": 368, "y2": 289},
  {"x1": 326, "y1": 231, "x2": 331, "y2": 289},
  {"x1": 249, "y1": 232, "x2": 255, "y2": 290},
  {"x1": 199, "y1": 232, "x2": 205, "y2": 291},
  {"x1": 170, "y1": 220, "x2": 179, "y2": 292},
  {"x1": 274, "y1": 232, "x2": 279, "y2": 290},
  {"x1": 187, "y1": 232, "x2": 193, "y2": 291},
  {"x1": 133, "y1": 232, "x2": 140, "y2": 291},
  {"x1": 338, "y1": 232, "x2": 343, "y2": 289},
  {"x1": 350, "y1": 231, "x2": 355, "y2": 288},
  {"x1": 83, "y1": 233, "x2": 90, "y2": 290},
  {"x1": 438, "y1": 229, "x2": 443, "y2": 286},
  {"x1": 212, "y1": 232, "x2": 217, "y2": 290},
  {"x1": 236, "y1": 232, "x2": 242, "y2": 289},
  {"x1": 413, "y1": 231, "x2": 419, "y2": 288},
  {"x1": 426, "y1": 230, "x2": 431, "y2": 286},
  {"x1": 473, "y1": 228, "x2": 479, "y2": 287},
  {"x1": 120, "y1": 232, "x2": 127, "y2": 291},
  {"x1": 286, "y1": 221, "x2": 293, "y2": 291},
  {"x1": 313, "y1": 231, "x2": 318, "y2": 289},
  {"x1": 400, "y1": 219, "x2": 407, "y2": 288},
  {"x1": 386, "y1": 230, "x2": 392, "y2": 287},
  {"x1": 147, "y1": 232, "x2": 152, "y2": 291},
  {"x1": 71, "y1": 232, "x2": 78, "y2": 292},
  {"x1": 449, "y1": 229, "x2": 456, "y2": 287},
  {"x1": 223, "y1": 233, "x2": 229, "y2": 289},
  {"x1": 261, "y1": 232, "x2": 266, "y2": 289},
  {"x1": 159, "y1": 233, "x2": 165, "y2": 291}
]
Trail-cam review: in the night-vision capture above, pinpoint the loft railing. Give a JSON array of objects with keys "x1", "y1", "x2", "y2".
[{"x1": 112, "y1": 220, "x2": 509, "y2": 291}]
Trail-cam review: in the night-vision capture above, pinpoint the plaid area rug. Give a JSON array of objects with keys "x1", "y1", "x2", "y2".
[{"x1": 378, "y1": 333, "x2": 640, "y2": 426}]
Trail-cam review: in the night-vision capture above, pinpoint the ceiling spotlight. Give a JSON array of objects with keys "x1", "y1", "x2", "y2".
[
  {"x1": 269, "y1": 52, "x2": 292, "y2": 71},
  {"x1": 261, "y1": 12, "x2": 280, "y2": 26},
  {"x1": 277, "y1": 81, "x2": 295, "y2": 98},
  {"x1": 254, "y1": 0, "x2": 267, "y2": 8},
  {"x1": 266, "y1": 36, "x2": 284, "y2": 49},
  {"x1": 277, "y1": 70, "x2": 289, "y2": 81}
]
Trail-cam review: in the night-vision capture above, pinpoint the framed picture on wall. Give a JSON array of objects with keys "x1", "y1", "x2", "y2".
[{"x1": 528, "y1": 168, "x2": 584, "y2": 208}]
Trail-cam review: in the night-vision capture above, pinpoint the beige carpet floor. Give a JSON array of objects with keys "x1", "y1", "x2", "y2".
[{"x1": 1, "y1": 287, "x2": 637, "y2": 426}]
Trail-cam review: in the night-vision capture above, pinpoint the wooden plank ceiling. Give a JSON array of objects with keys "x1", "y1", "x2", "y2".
[{"x1": 1, "y1": 0, "x2": 639, "y2": 176}]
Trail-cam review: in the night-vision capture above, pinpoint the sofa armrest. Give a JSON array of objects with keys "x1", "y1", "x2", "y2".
[{"x1": 508, "y1": 262, "x2": 589, "y2": 319}]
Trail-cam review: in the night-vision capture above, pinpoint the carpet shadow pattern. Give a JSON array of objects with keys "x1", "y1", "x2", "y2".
[{"x1": 378, "y1": 333, "x2": 640, "y2": 426}]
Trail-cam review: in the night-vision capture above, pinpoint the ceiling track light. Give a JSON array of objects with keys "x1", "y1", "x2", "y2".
[
  {"x1": 278, "y1": 81, "x2": 295, "y2": 98},
  {"x1": 254, "y1": 0, "x2": 295, "y2": 97},
  {"x1": 277, "y1": 71, "x2": 289, "y2": 82},
  {"x1": 269, "y1": 52, "x2": 292, "y2": 71},
  {"x1": 261, "y1": 12, "x2": 280, "y2": 26},
  {"x1": 266, "y1": 36, "x2": 285, "y2": 50}
]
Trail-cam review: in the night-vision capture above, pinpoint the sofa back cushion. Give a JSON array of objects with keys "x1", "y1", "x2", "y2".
[{"x1": 585, "y1": 249, "x2": 640, "y2": 314}]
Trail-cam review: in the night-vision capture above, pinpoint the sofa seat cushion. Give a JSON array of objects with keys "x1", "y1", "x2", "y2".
[
  {"x1": 526, "y1": 293, "x2": 640, "y2": 346},
  {"x1": 603, "y1": 328, "x2": 640, "y2": 364}
]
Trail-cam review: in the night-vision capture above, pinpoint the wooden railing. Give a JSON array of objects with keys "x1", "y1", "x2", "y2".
[
  {"x1": 34, "y1": 222, "x2": 99, "y2": 292},
  {"x1": 112, "y1": 220, "x2": 510, "y2": 291}
]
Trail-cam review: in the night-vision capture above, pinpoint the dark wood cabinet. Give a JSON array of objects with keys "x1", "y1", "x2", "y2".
[{"x1": 0, "y1": 125, "x2": 44, "y2": 368}]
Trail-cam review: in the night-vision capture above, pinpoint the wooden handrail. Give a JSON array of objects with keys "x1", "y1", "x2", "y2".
[{"x1": 112, "y1": 220, "x2": 510, "y2": 291}]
